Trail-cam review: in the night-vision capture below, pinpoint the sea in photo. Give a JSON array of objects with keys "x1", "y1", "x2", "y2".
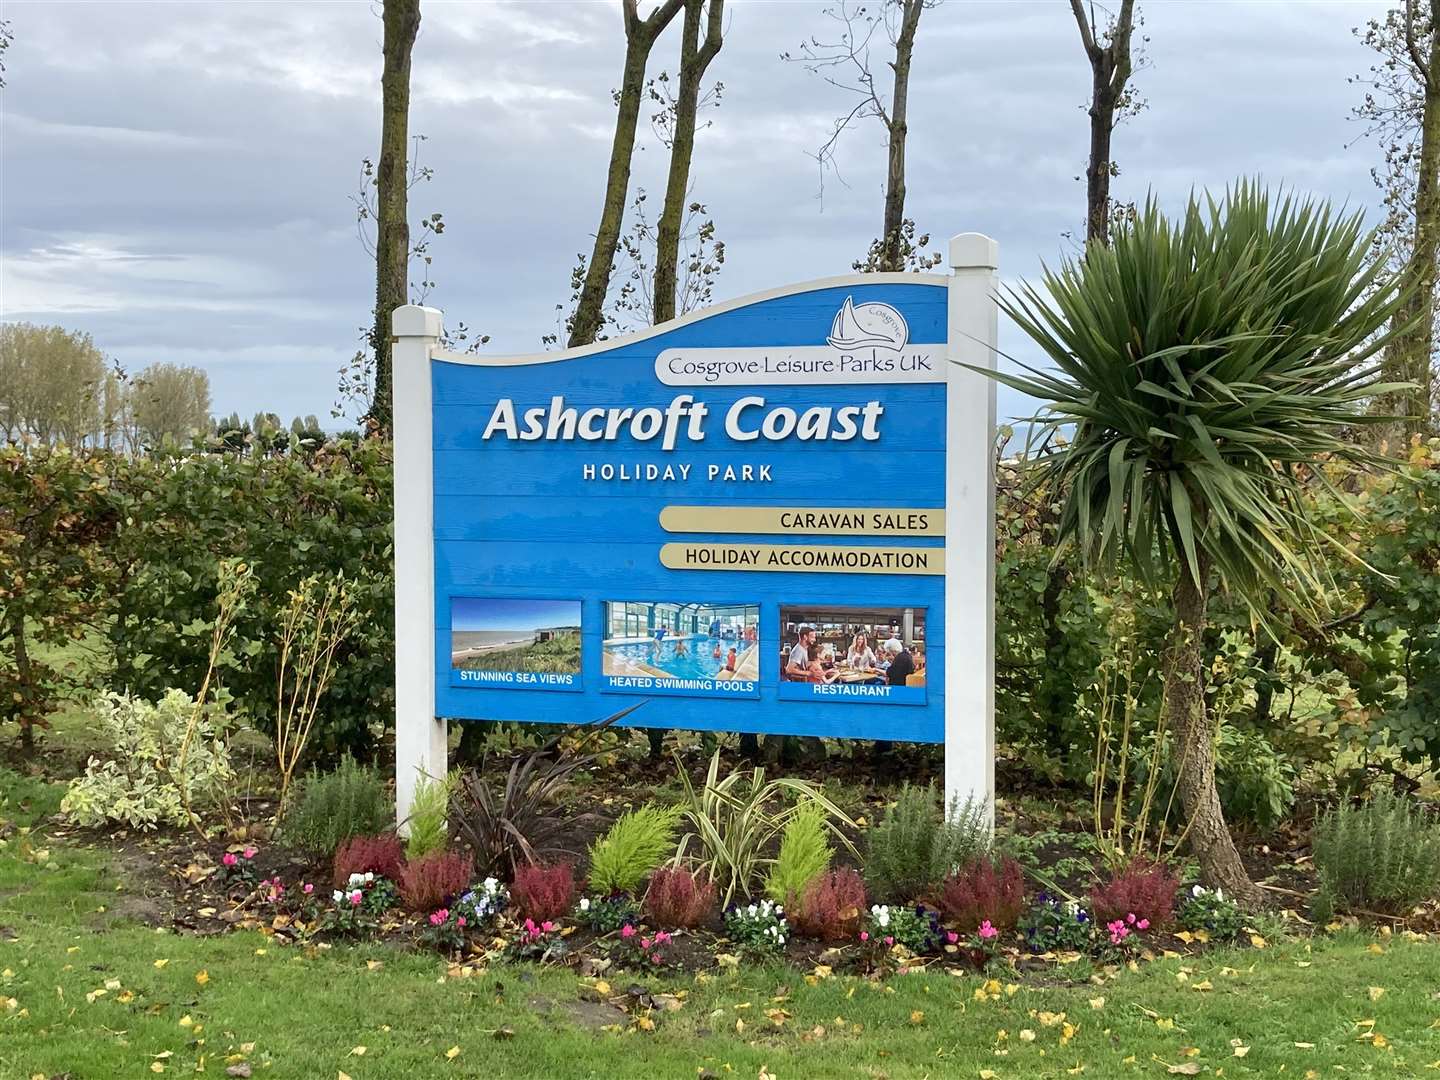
[
  {"x1": 602, "y1": 601, "x2": 760, "y2": 698},
  {"x1": 449, "y1": 597, "x2": 582, "y2": 691},
  {"x1": 777, "y1": 604, "x2": 927, "y2": 705}
]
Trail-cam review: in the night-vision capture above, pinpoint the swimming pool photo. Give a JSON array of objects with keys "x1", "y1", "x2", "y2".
[{"x1": 602, "y1": 601, "x2": 760, "y2": 682}]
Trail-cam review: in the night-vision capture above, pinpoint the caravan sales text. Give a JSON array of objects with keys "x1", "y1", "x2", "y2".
[{"x1": 481, "y1": 395, "x2": 884, "y2": 451}]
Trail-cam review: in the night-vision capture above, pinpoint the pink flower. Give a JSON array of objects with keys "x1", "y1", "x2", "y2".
[
  {"x1": 242, "y1": 847, "x2": 258, "y2": 860},
  {"x1": 429, "y1": 910, "x2": 447, "y2": 927},
  {"x1": 654, "y1": 931, "x2": 672, "y2": 945},
  {"x1": 1137, "y1": 918, "x2": 1150, "y2": 931},
  {"x1": 302, "y1": 883, "x2": 314, "y2": 895},
  {"x1": 523, "y1": 919, "x2": 537, "y2": 933},
  {"x1": 1126, "y1": 913, "x2": 1136, "y2": 925},
  {"x1": 222, "y1": 852, "x2": 238, "y2": 867},
  {"x1": 541, "y1": 921, "x2": 556, "y2": 933},
  {"x1": 456, "y1": 916, "x2": 466, "y2": 928},
  {"x1": 884, "y1": 935, "x2": 894, "y2": 947},
  {"x1": 860, "y1": 931, "x2": 870, "y2": 942},
  {"x1": 946, "y1": 931, "x2": 959, "y2": 944},
  {"x1": 621, "y1": 924, "x2": 637, "y2": 939},
  {"x1": 978, "y1": 921, "x2": 998, "y2": 941},
  {"x1": 640, "y1": 937, "x2": 652, "y2": 949},
  {"x1": 349, "y1": 890, "x2": 363, "y2": 906}
]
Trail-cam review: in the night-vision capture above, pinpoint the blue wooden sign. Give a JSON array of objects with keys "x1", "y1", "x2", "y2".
[{"x1": 392, "y1": 237, "x2": 998, "y2": 826}]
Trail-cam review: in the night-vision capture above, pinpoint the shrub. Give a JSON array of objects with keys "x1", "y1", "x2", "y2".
[
  {"x1": 723, "y1": 899, "x2": 788, "y2": 956},
  {"x1": 1176, "y1": 884, "x2": 1247, "y2": 940},
  {"x1": 452, "y1": 714, "x2": 628, "y2": 879},
  {"x1": 283, "y1": 756, "x2": 392, "y2": 855},
  {"x1": 937, "y1": 856, "x2": 1026, "y2": 933},
  {"x1": 399, "y1": 850, "x2": 474, "y2": 911},
  {"x1": 108, "y1": 439, "x2": 395, "y2": 765},
  {"x1": 792, "y1": 868, "x2": 867, "y2": 941},
  {"x1": 587, "y1": 804, "x2": 682, "y2": 896},
  {"x1": 1311, "y1": 790, "x2": 1440, "y2": 918},
  {"x1": 764, "y1": 802, "x2": 833, "y2": 905},
  {"x1": 1087, "y1": 860, "x2": 1179, "y2": 929},
  {"x1": 332, "y1": 833, "x2": 404, "y2": 888},
  {"x1": 674, "y1": 749, "x2": 856, "y2": 906},
  {"x1": 643, "y1": 867, "x2": 717, "y2": 928},
  {"x1": 864, "y1": 904, "x2": 942, "y2": 954},
  {"x1": 60, "y1": 690, "x2": 233, "y2": 830},
  {"x1": 511, "y1": 861, "x2": 577, "y2": 922},
  {"x1": 1018, "y1": 893, "x2": 1094, "y2": 953},
  {"x1": 576, "y1": 894, "x2": 642, "y2": 933},
  {"x1": 864, "y1": 784, "x2": 988, "y2": 903},
  {"x1": 403, "y1": 771, "x2": 452, "y2": 861}
]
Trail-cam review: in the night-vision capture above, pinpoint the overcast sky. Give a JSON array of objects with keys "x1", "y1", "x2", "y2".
[{"x1": 0, "y1": 0, "x2": 1395, "y2": 425}]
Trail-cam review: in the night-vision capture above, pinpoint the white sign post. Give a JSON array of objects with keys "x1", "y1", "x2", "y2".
[
  {"x1": 391, "y1": 233, "x2": 998, "y2": 831},
  {"x1": 943, "y1": 233, "x2": 999, "y2": 821}
]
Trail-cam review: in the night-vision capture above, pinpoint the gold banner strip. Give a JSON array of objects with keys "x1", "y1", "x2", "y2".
[
  {"x1": 660, "y1": 505, "x2": 944, "y2": 537},
  {"x1": 659, "y1": 542, "x2": 943, "y2": 576}
]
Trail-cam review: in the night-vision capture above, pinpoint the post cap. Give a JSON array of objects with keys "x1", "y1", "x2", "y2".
[
  {"x1": 949, "y1": 233, "x2": 999, "y2": 270},
  {"x1": 393, "y1": 305, "x2": 444, "y2": 339}
]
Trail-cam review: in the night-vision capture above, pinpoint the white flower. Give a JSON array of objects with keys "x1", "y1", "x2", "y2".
[
  {"x1": 579, "y1": 898, "x2": 591, "y2": 912},
  {"x1": 1191, "y1": 885, "x2": 1206, "y2": 898},
  {"x1": 364, "y1": 872, "x2": 374, "y2": 884},
  {"x1": 1214, "y1": 888, "x2": 1225, "y2": 902},
  {"x1": 332, "y1": 890, "x2": 344, "y2": 903}
]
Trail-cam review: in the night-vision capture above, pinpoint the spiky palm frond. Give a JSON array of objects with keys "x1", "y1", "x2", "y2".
[{"x1": 992, "y1": 181, "x2": 1411, "y2": 622}]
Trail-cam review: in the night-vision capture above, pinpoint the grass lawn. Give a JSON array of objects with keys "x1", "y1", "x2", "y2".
[{"x1": 3, "y1": 775, "x2": 1438, "y2": 1079}]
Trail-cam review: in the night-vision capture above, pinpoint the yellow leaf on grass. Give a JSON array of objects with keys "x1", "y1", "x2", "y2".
[
  {"x1": 1038, "y1": 1011, "x2": 1066, "y2": 1027},
  {"x1": 150, "y1": 1064, "x2": 165, "y2": 1074},
  {"x1": 195, "y1": 970, "x2": 210, "y2": 986},
  {"x1": 1088, "y1": 997, "x2": 1105, "y2": 1010},
  {"x1": 339, "y1": 1073, "x2": 353, "y2": 1080},
  {"x1": 1367, "y1": 943, "x2": 1384, "y2": 955},
  {"x1": 595, "y1": 980, "x2": 612, "y2": 995},
  {"x1": 350, "y1": 1046, "x2": 366, "y2": 1056},
  {"x1": 1165, "y1": 1064, "x2": 1201, "y2": 1076},
  {"x1": 445, "y1": 1046, "x2": 461, "y2": 1060},
  {"x1": 1191, "y1": 980, "x2": 1213, "y2": 992},
  {"x1": 909, "y1": 1010, "x2": 925, "y2": 1025},
  {"x1": 1248, "y1": 934, "x2": 1266, "y2": 949},
  {"x1": 179, "y1": 1015, "x2": 193, "y2": 1028},
  {"x1": 979, "y1": 1071, "x2": 997, "y2": 1080},
  {"x1": 1020, "y1": 1029, "x2": 1036, "y2": 1042},
  {"x1": 1369, "y1": 986, "x2": 1386, "y2": 1001},
  {"x1": 154, "y1": 959, "x2": 169, "y2": 969}
]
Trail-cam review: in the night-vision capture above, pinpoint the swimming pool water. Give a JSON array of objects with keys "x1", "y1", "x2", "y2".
[{"x1": 604, "y1": 636, "x2": 741, "y2": 679}]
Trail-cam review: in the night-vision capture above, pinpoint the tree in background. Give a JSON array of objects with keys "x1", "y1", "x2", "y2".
[
  {"x1": 992, "y1": 185, "x2": 1410, "y2": 904},
  {"x1": 788, "y1": 0, "x2": 942, "y2": 273},
  {"x1": 130, "y1": 363, "x2": 212, "y2": 448},
  {"x1": 568, "y1": 0, "x2": 686, "y2": 347},
  {"x1": 367, "y1": 0, "x2": 422, "y2": 434},
  {"x1": 1069, "y1": 0, "x2": 1142, "y2": 245},
  {"x1": 1355, "y1": 0, "x2": 1439, "y2": 437},
  {"x1": 652, "y1": 0, "x2": 725, "y2": 324},
  {"x1": 0, "y1": 323, "x2": 108, "y2": 446}
]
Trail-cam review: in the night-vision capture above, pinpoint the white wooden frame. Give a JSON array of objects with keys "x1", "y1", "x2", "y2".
[{"x1": 391, "y1": 233, "x2": 998, "y2": 830}]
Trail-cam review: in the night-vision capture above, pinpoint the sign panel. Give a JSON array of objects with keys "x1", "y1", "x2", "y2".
[
  {"x1": 430, "y1": 280, "x2": 948, "y2": 741},
  {"x1": 391, "y1": 238, "x2": 997, "y2": 828}
]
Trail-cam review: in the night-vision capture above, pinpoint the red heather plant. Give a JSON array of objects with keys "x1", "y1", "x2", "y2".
[
  {"x1": 332, "y1": 833, "x2": 405, "y2": 887},
  {"x1": 511, "y1": 861, "x2": 577, "y2": 923},
  {"x1": 398, "y1": 851, "x2": 474, "y2": 911},
  {"x1": 792, "y1": 868, "x2": 866, "y2": 942},
  {"x1": 1087, "y1": 860, "x2": 1180, "y2": 929},
  {"x1": 937, "y1": 856, "x2": 1026, "y2": 933},
  {"x1": 643, "y1": 867, "x2": 717, "y2": 928}
]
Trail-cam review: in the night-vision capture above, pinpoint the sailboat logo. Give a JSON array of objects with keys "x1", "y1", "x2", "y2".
[{"x1": 826, "y1": 297, "x2": 909, "y2": 351}]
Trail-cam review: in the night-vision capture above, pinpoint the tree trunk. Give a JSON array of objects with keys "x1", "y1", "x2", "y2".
[
  {"x1": 1164, "y1": 553, "x2": 1263, "y2": 906},
  {"x1": 1084, "y1": 63, "x2": 1116, "y2": 245},
  {"x1": 569, "y1": 0, "x2": 685, "y2": 348},
  {"x1": 369, "y1": 0, "x2": 421, "y2": 435},
  {"x1": 878, "y1": 0, "x2": 923, "y2": 272},
  {"x1": 653, "y1": 0, "x2": 723, "y2": 324},
  {"x1": 1070, "y1": 0, "x2": 1135, "y2": 248},
  {"x1": 8, "y1": 605, "x2": 33, "y2": 756},
  {"x1": 1383, "y1": 0, "x2": 1440, "y2": 439}
]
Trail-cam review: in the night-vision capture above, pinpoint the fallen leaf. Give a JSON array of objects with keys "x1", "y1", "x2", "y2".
[
  {"x1": 154, "y1": 959, "x2": 169, "y2": 969},
  {"x1": 349, "y1": 1046, "x2": 366, "y2": 1056},
  {"x1": 194, "y1": 970, "x2": 210, "y2": 987},
  {"x1": 1088, "y1": 997, "x2": 1105, "y2": 1010},
  {"x1": 1369, "y1": 986, "x2": 1386, "y2": 1001},
  {"x1": 1166, "y1": 1064, "x2": 1201, "y2": 1076},
  {"x1": 445, "y1": 1046, "x2": 461, "y2": 1060},
  {"x1": 225, "y1": 1066, "x2": 251, "y2": 1078}
]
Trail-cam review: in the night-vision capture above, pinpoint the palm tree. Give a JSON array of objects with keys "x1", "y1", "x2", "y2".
[{"x1": 993, "y1": 184, "x2": 1410, "y2": 904}]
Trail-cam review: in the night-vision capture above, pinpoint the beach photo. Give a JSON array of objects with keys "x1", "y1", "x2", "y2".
[
  {"x1": 778, "y1": 605, "x2": 927, "y2": 705},
  {"x1": 449, "y1": 597, "x2": 582, "y2": 690},
  {"x1": 601, "y1": 601, "x2": 760, "y2": 698}
]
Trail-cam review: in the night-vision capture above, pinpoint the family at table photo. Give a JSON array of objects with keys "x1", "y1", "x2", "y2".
[{"x1": 781, "y1": 623, "x2": 926, "y2": 688}]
